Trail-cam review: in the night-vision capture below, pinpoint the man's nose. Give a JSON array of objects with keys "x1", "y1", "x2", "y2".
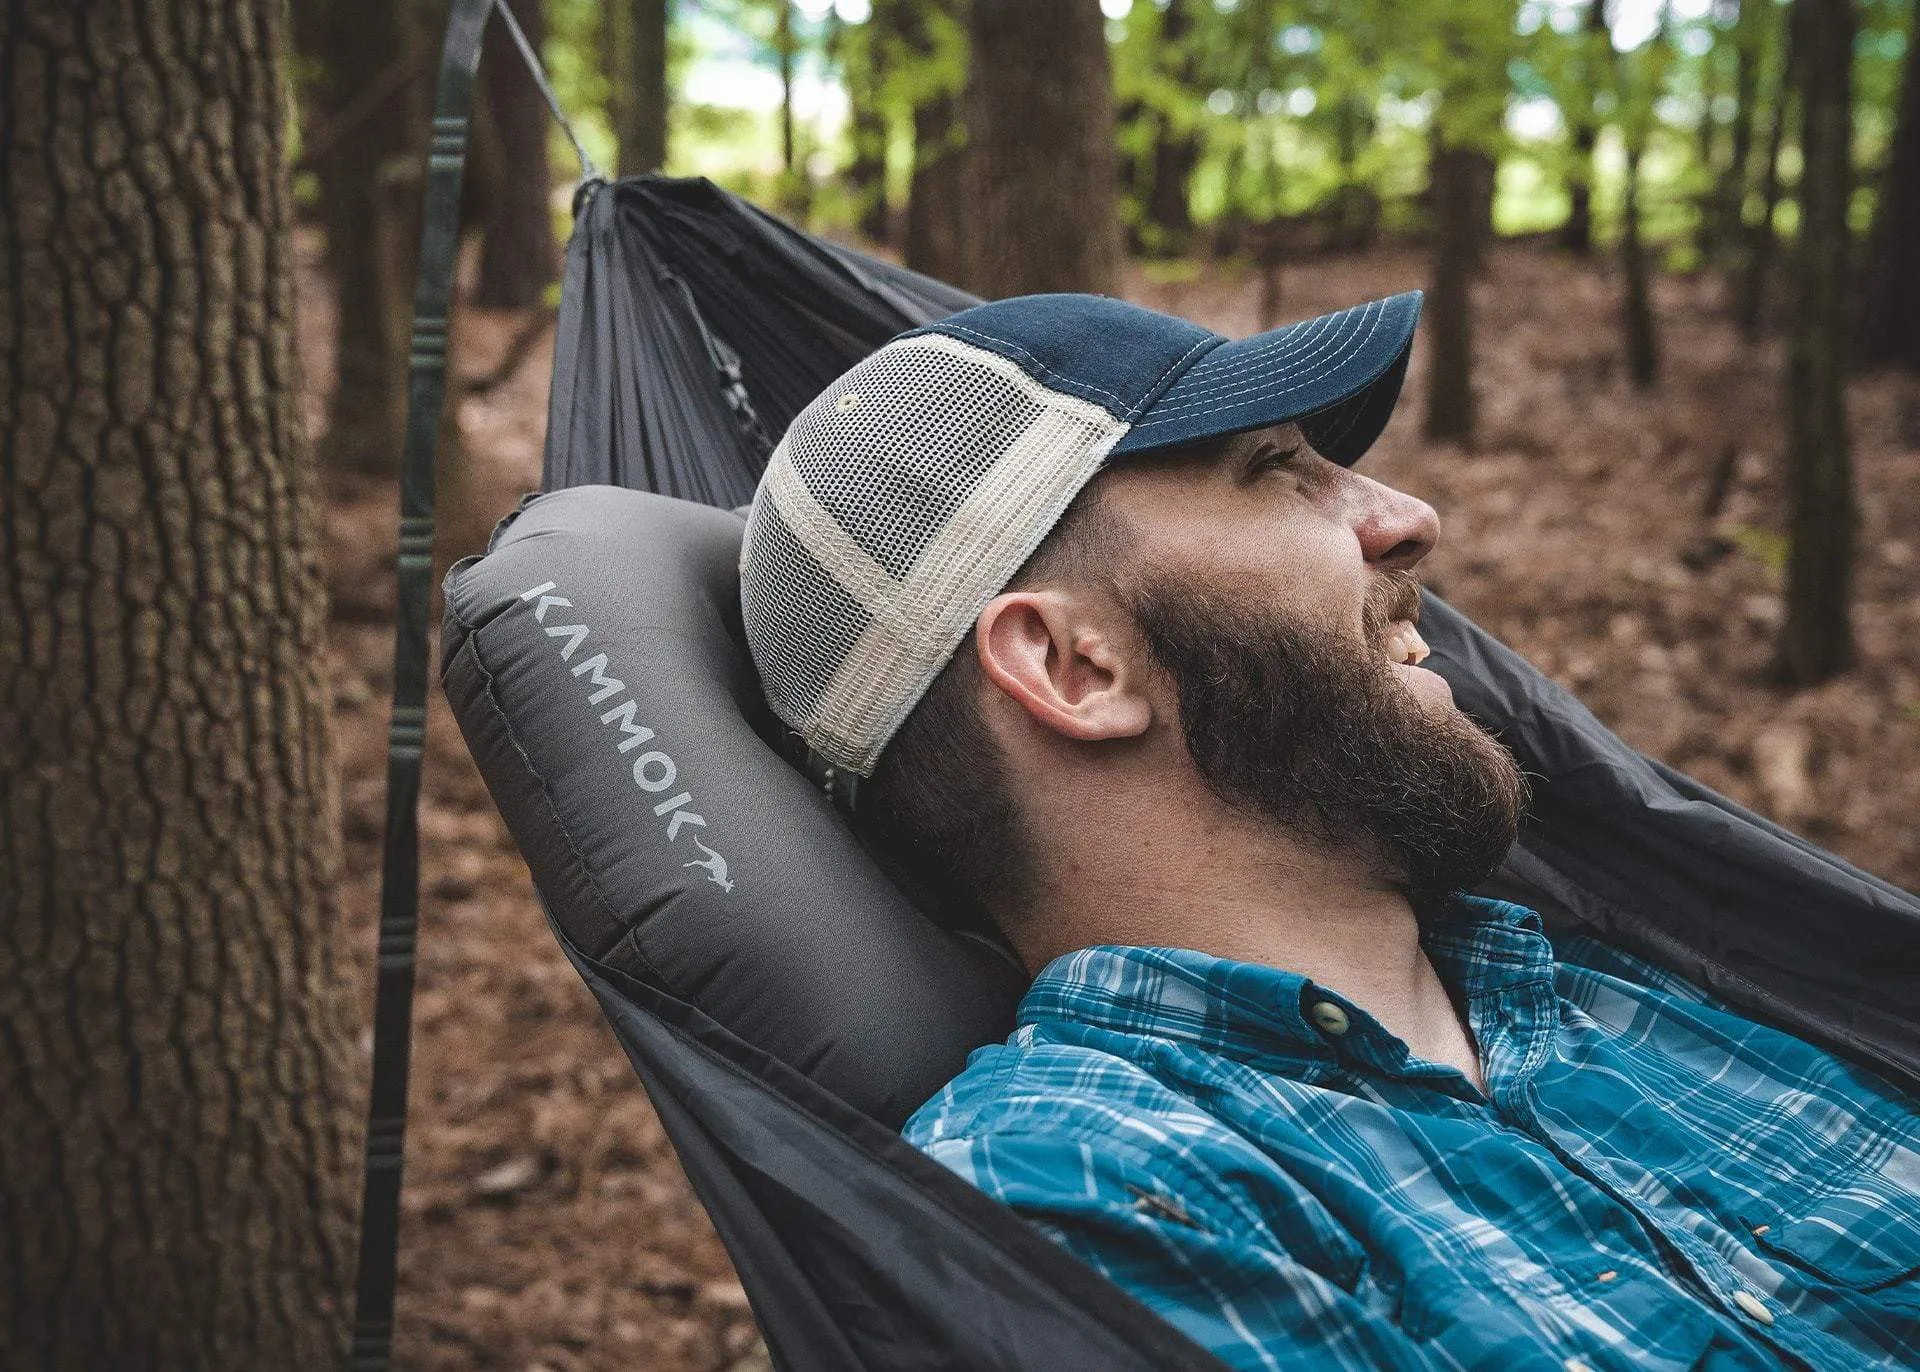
[{"x1": 1350, "y1": 474, "x2": 1439, "y2": 570}]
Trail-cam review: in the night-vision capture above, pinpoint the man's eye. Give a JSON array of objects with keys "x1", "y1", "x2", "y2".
[{"x1": 1252, "y1": 448, "x2": 1302, "y2": 475}]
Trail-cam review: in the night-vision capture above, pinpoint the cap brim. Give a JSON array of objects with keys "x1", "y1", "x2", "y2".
[{"x1": 1109, "y1": 290, "x2": 1421, "y2": 466}]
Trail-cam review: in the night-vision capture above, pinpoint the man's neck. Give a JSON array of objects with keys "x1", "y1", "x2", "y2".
[{"x1": 1010, "y1": 789, "x2": 1486, "y2": 1090}]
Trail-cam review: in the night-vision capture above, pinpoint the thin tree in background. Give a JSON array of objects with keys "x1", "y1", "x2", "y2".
[
  {"x1": 841, "y1": 5, "x2": 893, "y2": 242},
  {"x1": 1855, "y1": 17, "x2": 1920, "y2": 372},
  {"x1": 775, "y1": 0, "x2": 806, "y2": 214},
  {"x1": 963, "y1": 0, "x2": 1123, "y2": 297},
  {"x1": 1558, "y1": 0, "x2": 1612, "y2": 256},
  {"x1": 1737, "y1": 17, "x2": 1793, "y2": 338},
  {"x1": 900, "y1": 0, "x2": 969, "y2": 281},
  {"x1": 1691, "y1": 0, "x2": 1735, "y2": 263},
  {"x1": 476, "y1": 0, "x2": 558, "y2": 308},
  {"x1": 610, "y1": 0, "x2": 672, "y2": 174},
  {"x1": 1618, "y1": 11, "x2": 1667, "y2": 388},
  {"x1": 1713, "y1": 0, "x2": 1763, "y2": 266},
  {"x1": 1141, "y1": 0, "x2": 1203, "y2": 254},
  {"x1": 2, "y1": 0, "x2": 357, "y2": 1363},
  {"x1": 1620, "y1": 138, "x2": 1660, "y2": 386},
  {"x1": 1425, "y1": 135, "x2": 1481, "y2": 442},
  {"x1": 1780, "y1": 0, "x2": 1856, "y2": 684},
  {"x1": 311, "y1": 0, "x2": 424, "y2": 472}
]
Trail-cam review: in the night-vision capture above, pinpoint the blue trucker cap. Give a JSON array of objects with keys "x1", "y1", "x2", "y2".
[
  {"x1": 914, "y1": 288, "x2": 1422, "y2": 465},
  {"x1": 740, "y1": 290, "x2": 1423, "y2": 775}
]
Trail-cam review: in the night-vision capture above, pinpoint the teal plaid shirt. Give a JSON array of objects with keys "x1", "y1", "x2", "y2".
[{"x1": 904, "y1": 897, "x2": 1920, "y2": 1370}]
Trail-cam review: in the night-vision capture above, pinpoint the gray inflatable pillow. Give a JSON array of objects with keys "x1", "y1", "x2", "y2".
[{"x1": 442, "y1": 486, "x2": 1025, "y2": 1129}]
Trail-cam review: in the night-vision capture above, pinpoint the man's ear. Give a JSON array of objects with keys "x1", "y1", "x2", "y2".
[{"x1": 974, "y1": 590, "x2": 1153, "y2": 742}]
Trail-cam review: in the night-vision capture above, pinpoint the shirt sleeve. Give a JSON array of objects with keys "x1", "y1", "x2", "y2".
[{"x1": 919, "y1": 1130, "x2": 1438, "y2": 1372}]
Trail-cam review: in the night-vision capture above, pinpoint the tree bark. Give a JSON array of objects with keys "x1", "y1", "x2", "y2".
[
  {"x1": 1855, "y1": 18, "x2": 1920, "y2": 371},
  {"x1": 476, "y1": 0, "x2": 557, "y2": 309},
  {"x1": 312, "y1": 0, "x2": 423, "y2": 474},
  {"x1": 1558, "y1": 0, "x2": 1611, "y2": 255},
  {"x1": 963, "y1": 0, "x2": 1122, "y2": 297},
  {"x1": 1780, "y1": 0, "x2": 1855, "y2": 685},
  {"x1": 2, "y1": 0, "x2": 358, "y2": 1366},
  {"x1": 610, "y1": 0, "x2": 671, "y2": 175},
  {"x1": 1425, "y1": 138, "x2": 1479, "y2": 444}
]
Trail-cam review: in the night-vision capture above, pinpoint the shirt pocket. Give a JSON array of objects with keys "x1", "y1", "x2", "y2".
[{"x1": 1742, "y1": 1180, "x2": 1920, "y2": 1291}]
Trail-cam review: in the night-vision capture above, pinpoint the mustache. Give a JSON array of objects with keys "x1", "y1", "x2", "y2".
[{"x1": 1363, "y1": 570, "x2": 1424, "y2": 637}]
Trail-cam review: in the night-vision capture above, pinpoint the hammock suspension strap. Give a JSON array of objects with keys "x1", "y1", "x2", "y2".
[{"x1": 351, "y1": 2, "x2": 592, "y2": 1366}]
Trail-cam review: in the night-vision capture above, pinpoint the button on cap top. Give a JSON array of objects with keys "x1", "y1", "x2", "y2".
[{"x1": 1309, "y1": 1001, "x2": 1351, "y2": 1037}]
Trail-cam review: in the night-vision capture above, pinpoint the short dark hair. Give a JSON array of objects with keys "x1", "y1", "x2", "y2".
[{"x1": 862, "y1": 482, "x2": 1131, "y2": 924}]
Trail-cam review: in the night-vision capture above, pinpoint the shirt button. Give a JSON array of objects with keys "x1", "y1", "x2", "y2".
[
  {"x1": 1565, "y1": 1359, "x2": 1595, "y2": 1372},
  {"x1": 1732, "y1": 1289, "x2": 1775, "y2": 1326},
  {"x1": 1308, "y1": 1001, "x2": 1351, "y2": 1036}
]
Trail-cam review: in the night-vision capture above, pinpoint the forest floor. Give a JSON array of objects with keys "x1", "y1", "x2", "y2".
[{"x1": 301, "y1": 230, "x2": 1920, "y2": 1371}]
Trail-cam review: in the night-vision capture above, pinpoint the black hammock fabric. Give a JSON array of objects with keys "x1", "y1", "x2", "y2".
[{"x1": 501, "y1": 174, "x2": 1920, "y2": 1369}]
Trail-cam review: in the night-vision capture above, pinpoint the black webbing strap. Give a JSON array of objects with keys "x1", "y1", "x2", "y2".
[
  {"x1": 351, "y1": 4, "x2": 601, "y2": 1366},
  {"x1": 349, "y1": 0, "x2": 491, "y2": 1366}
]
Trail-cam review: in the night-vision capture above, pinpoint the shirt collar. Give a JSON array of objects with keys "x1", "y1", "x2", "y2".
[{"x1": 1017, "y1": 895, "x2": 1552, "y2": 1069}]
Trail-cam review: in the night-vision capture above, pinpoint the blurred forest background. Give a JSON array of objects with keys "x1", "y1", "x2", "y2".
[{"x1": 4, "y1": 0, "x2": 1918, "y2": 1367}]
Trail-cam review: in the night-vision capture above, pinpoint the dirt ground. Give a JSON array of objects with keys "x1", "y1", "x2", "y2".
[{"x1": 302, "y1": 231, "x2": 1920, "y2": 1370}]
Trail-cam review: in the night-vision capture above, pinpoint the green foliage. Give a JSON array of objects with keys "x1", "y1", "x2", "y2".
[{"x1": 510, "y1": 0, "x2": 1914, "y2": 253}]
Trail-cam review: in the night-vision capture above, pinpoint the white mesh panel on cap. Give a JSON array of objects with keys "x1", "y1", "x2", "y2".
[{"x1": 739, "y1": 334, "x2": 1128, "y2": 775}]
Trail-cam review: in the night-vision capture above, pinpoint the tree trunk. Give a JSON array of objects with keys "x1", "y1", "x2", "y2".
[
  {"x1": 2, "y1": 1, "x2": 358, "y2": 1366},
  {"x1": 1465, "y1": 146, "x2": 1497, "y2": 271},
  {"x1": 843, "y1": 9, "x2": 892, "y2": 243},
  {"x1": 1333, "y1": 92, "x2": 1381, "y2": 250},
  {"x1": 1558, "y1": 0, "x2": 1611, "y2": 255},
  {"x1": 1621, "y1": 144, "x2": 1660, "y2": 387},
  {"x1": 1140, "y1": 0, "x2": 1199, "y2": 254},
  {"x1": 1692, "y1": 0, "x2": 1735, "y2": 262},
  {"x1": 775, "y1": 0, "x2": 807, "y2": 216},
  {"x1": 610, "y1": 0, "x2": 671, "y2": 175},
  {"x1": 1738, "y1": 22, "x2": 1794, "y2": 339},
  {"x1": 1717, "y1": 0, "x2": 1761, "y2": 263},
  {"x1": 312, "y1": 0, "x2": 423, "y2": 474},
  {"x1": 963, "y1": 0, "x2": 1122, "y2": 297},
  {"x1": 906, "y1": 90, "x2": 966, "y2": 280},
  {"x1": 476, "y1": 0, "x2": 557, "y2": 309},
  {"x1": 1425, "y1": 138, "x2": 1479, "y2": 444},
  {"x1": 899, "y1": 0, "x2": 966, "y2": 280},
  {"x1": 1779, "y1": 0, "x2": 1855, "y2": 685},
  {"x1": 1855, "y1": 18, "x2": 1920, "y2": 371}
]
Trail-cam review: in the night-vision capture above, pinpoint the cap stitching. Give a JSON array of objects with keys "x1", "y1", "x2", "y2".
[
  {"x1": 1144, "y1": 303, "x2": 1383, "y2": 413},
  {"x1": 1166, "y1": 296, "x2": 1405, "y2": 390},
  {"x1": 1124, "y1": 332, "x2": 1221, "y2": 421},
  {"x1": 932, "y1": 321, "x2": 1134, "y2": 408},
  {"x1": 1148, "y1": 302, "x2": 1380, "y2": 398},
  {"x1": 1131, "y1": 307, "x2": 1389, "y2": 426},
  {"x1": 1133, "y1": 318, "x2": 1364, "y2": 418}
]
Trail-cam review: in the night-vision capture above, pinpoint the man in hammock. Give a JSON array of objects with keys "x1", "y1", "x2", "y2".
[{"x1": 737, "y1": 291, "x2": 1920, "y2": 1370}]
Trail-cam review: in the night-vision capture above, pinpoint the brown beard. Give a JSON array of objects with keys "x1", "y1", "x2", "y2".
[{"x1": 1122, "y1": 568, "x2": 1527, "y2": 911}]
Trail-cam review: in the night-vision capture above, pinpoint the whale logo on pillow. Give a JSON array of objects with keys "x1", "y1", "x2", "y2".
[{"x1": 519, "y1": 580, "x2": 733, "y2": 894}]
